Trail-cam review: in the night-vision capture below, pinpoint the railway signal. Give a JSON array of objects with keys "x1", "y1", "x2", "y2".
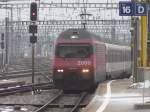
[
  {"x1": 1, "y1": 42, "x2": 4, "y2": 49},
  {"x1": 1, "y1": 33, "x2": 4, "y2": 41},
  {"x1": 29, "y1": 24, "x2": 37, "y2": 33},
  {"x1": 30, "y1": 2, "x2": 37, "y2": 21},
  {"x1": 1, "y1": 33, "x2": 4, "y2": 49},
  {"x1": 30, "y1": 35, "x2": 37, "y2": 44},
  {"x1": 30, "y1": 2, "x2": 38, "y2": 93},
  {"x1": 1, "y1": 33, "x2": 5, "y2": 73}
]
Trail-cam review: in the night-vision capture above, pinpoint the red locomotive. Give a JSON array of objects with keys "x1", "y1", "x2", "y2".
[{"x1": 52, "y1": 29, "x2": 131, "y2": 91}]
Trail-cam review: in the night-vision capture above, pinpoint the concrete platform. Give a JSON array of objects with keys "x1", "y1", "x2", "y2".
[
  {"x1": 83, "y1": 78, "x2": 150, "y2": 112},
  {"x1": 134, "y1": 103, "x2": 150, "y2": 109}
]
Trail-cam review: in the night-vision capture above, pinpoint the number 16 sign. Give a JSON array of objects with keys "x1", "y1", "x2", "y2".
[{"x1": 119, "y1": 1, "x2": 135, "y2": 16}]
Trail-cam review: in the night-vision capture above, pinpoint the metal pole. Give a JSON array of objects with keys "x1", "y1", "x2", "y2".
[
  {"x1": 32, "y1": 43, "x2": 35, "y2": 93},
  {"x1": 134, "y1": 18, "x2": 139, "y2": 82},
  {"x1": 141, "y1": 16, "x2": 148, "y2": 67},
  {"x1": 141, "y1": 15, "x2": 148, "y2": 105},
  {"x1": 5, "y1": 17, "x2": 9, "y2": 72},
  {"x1": 147, "y1": 0, "x2": 150, "y2": 66},
  {"x1": 9, "y1": 7, "x2": 13, "y2": 64},
  {"x1": 131, "y1": 17, "x2": 136, "y2": 82},
  {"x1": 2, "y1": 50, "x2": 4, "y2": 72},
  {"x1": 1, "y1": 33, "x2": 5, "y2": 73}
]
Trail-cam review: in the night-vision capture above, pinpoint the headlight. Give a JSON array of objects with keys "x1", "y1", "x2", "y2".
[
  {"x1": 57, "y1": 69, "x2": 64, "y2": 72},
  {"x1": 82, "y1": 69, "x2": 89, "y2": 73}
]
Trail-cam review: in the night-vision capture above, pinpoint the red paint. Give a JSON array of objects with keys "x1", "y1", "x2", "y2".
[{"x1": 53, "y1": 37, "x2": 106, "y2": 76}]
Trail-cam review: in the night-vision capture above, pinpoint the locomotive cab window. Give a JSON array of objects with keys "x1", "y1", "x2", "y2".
[{"x1": 55, "y1": 44, "x2": 93, "y2": 58}]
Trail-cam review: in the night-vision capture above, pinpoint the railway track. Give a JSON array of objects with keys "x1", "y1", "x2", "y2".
[
  {"x1": 34, "y1": 91, "x2": 88, "y2": 112},
  {"x1": 7, "y1": 64, "x2": 51, "y2": 71},
  {"x1": 34, "y1": 90, "x2": 63, "y2": 112},
  {"x1": 0, "y1": 88, "x2": 90, "y2": 112},
  {"x1": 0, "y1": 69, "x2": 50, "y2": 80},
  {"x1": 0, "y1": 58, "x2": 52, "y2": 80},
  {"x1": 0, "y1": 83, "x2": 55, "y2": 96},
  {"x1": 1, "y1": 58, "x2": 51, "y2": 73},
  {"x1": 8, "y1": 58, "x2": 51, "y2": 70},
  {"x1": 0, "y1": 58, "x2": 91, "y2": 112},
  {"x1": 0, "y1": 69, "x2": 37, "y2": 76}
]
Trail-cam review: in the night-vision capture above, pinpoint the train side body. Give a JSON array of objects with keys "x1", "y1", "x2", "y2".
[
  {"x1": 93, "y1": 41, "x2": 106, "y2": 83},
  {"x1": 105, "y1": 44, "x2": 131, "y2": 79}
]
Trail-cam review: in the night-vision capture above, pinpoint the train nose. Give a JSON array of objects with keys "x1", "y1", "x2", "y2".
[{"x1": 53, "y1": 67, "x2": 94, "y2": 90}]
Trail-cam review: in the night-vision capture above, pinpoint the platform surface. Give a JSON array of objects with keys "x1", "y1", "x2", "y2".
[{"x1": 83, "y1": 78, "x2": 150, "y2": 112}]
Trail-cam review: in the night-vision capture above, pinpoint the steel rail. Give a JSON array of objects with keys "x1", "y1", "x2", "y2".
[
  {"x1": 70, "y1": 92, "x2": 88, "y2": 112},
  {"x1": 34, "y1": 90, "x2": 63, "y2": 112},
  {"x1": 0, "y1": 103, "x2": 87, "y2": 108},
  {"x1": 0, "y1": 69, "x2": 35, "y2": 75},
  {"x1": 0, "y1": 83, "x2": 54, "y2": 94},
  {"x1": 0, "y1": 71, "x2": 45, "y2": 80}
]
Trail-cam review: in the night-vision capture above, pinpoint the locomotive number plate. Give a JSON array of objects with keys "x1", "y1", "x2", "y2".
[{"x1": 77, "y1": 61, "x2": 91, "y2": 65}]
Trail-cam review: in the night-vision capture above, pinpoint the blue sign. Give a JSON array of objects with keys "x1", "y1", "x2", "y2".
[
  {"x1": 119, "y1": 2, "x2": 148, "y2": 16},
  {"x1": 135, "y1": 3, "x2": 147, "y2": 16},
  {"x1": 119, "y1": 2, "x2": 134, "y2": 16}
]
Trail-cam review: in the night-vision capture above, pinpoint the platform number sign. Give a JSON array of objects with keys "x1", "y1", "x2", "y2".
[
  {"x1": 135, "y1": 3, "x2": 147, "y2": 16},
  {"x1": 119, "y1": 1, "x2": 148, "y2": 16},
  {"x1": 119, "y1": 2, "x2": 134, "y2": 16}
]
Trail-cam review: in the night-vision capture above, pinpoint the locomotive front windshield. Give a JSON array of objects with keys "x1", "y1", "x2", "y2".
[{"x1": 56, "y1": 44, "x2": 92, "y2": 58}]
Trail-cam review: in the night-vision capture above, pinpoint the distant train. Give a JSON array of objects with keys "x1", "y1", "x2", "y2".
[{"x1": 52, "y1": 29, "x2": 131, "y2": 91}]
